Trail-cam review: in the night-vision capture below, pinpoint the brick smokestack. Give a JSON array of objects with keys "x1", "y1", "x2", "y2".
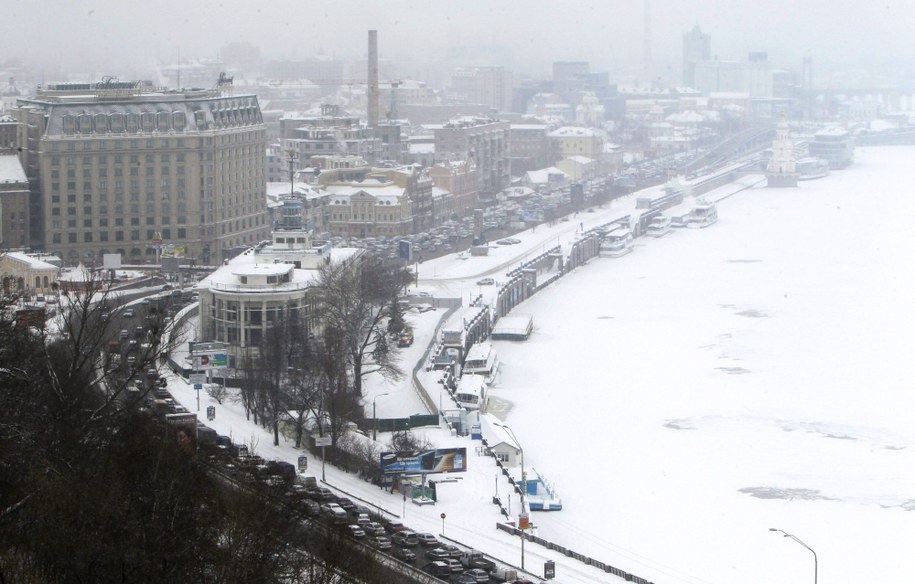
[{"x1": 367, "y1": 30, "x2": 379, "y2": 131}]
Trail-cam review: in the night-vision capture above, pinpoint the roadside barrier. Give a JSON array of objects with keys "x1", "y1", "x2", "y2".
[{"x1": 495, "y1": 522, "x2": 655, "y2": 583}]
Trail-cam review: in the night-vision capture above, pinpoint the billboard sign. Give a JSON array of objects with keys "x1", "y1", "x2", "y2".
[
  {"x1": 379, "y1": 447, "x2": 467, "y2": 475},
  {"x1": 398, "y1": 239, "x2": 413, "y2": 261},
  {"x1": 196, "y1": 353, "x2": 227, "y2": 370},
  {"x1": 166, "y1": 412, "x2": 198, "y2": 454},
  {"x1": 102, "y1": 253, "x2": 122, "y2": 269}
]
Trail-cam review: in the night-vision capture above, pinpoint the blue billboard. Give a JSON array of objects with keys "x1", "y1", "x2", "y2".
[
  {"x1": 398, "y1": 239, "x2": 413, "y2": 261},
  {"x1": 380, "y1": 447, "x2": 466, "y2": 475}
]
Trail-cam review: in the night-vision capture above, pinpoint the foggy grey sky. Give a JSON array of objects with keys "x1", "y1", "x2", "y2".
[{"x1": 3, "y1": 0, "x2": 913, "y2": 83}]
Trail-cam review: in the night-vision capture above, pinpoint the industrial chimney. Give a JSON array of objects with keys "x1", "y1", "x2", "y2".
[{"x1": 367, "y1": 30, "x2": 379, "y2": 131}]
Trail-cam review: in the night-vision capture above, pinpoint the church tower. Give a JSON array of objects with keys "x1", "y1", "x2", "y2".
[{"x1": 766, "y1": 116, "x2": 798, "y2": 188}]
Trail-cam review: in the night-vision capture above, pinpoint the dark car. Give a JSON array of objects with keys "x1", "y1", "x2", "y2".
[
  {"x1": 383, "y1": 518, "x2": 408, "y2": 534},
  {"x1": 265, "y1": 460, "x2": 296, "y2": 483},
  {"x1": 391, "y1": 546, "x2": 416, "y2": 563},
  {"x1": 440, "y1": 544, "x2": 462, "y2": 558},
  {"x1": 335, "y1": 497, "x2": 356, "y2": 512},
  {"x1": 422, "y1": 561, "x2": 450, "y2": 579},
  {"x1": 302, "y1": 500, "x2": 320, "y2": 516}
]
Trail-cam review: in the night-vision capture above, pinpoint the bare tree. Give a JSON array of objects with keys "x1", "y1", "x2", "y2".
[
  {"x1": 236, "y1": 348, "x2": 262, "y2": 423},
  {"x1": 316, "y1": 255, "x2": 411, "y2": 397},
  {"x1": 206, "y1": 381, "x2": 228, "y2": 405}
]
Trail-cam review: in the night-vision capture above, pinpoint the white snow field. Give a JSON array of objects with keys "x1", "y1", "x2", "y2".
[{"x1": 167, "y1": 145, "x2": 915, "y2": 584}]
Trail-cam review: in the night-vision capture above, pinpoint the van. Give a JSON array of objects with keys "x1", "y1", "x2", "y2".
[
  {"x1": 490, "y1": 567, "x2": 518, "y2": 582},
  {"x1": 296, "y1": 474, "x2": 317, "y2": 489}
]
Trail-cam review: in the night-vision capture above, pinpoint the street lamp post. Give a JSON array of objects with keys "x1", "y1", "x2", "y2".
[
  {"x1": 770, "y1": 528, "x2": 817, "y2": 584},
  {"x1": 372, "y1": 392, "x2": 389, "y2": 442},
  {"x1": 494, "y1": 422, "x2": 525, "y2": 571}
]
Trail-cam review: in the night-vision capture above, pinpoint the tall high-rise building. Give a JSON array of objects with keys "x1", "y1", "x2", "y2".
[
  {"x1": 450, "y1": 66, "x2": 513, "y2": 112},
  {"x1": 552, "y1": 61, "x2": 590, "y2": 103},
  {"x1": 682, "y1": 25, "x2": 711, "y2": 88},
  {"x1": 13, "y1": 79, "x2": 268, "y2": 265}
]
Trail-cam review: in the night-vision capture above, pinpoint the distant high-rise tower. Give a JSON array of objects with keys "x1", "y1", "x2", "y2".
[
  {"x1": 682, "y1": 25, "x2": 711, "y2": 88},
  {"x1": 552, "y1": 61, "x2": 589, "y2": 104},
  {"x1": 801, "y1": 56, "x2": 814, "y2": 119},
  {"x1": 643, "y1": 0, "x2": 653, "y2": 85}
]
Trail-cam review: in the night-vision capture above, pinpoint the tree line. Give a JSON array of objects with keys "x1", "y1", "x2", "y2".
[{"x1": 0, "y1": 253, "x2": 415, "y2": 583}]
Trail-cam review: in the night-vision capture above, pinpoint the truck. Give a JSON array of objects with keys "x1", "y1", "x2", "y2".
[
  {"x1": 459, "y1": 550, "x2": 496, "y2": 572},
  {"x1": 296, "y1": 474, "x2": 317, "y2": 489},
  {"x1": 489, "y1": 567, "x2": 518, "y2": 582}
]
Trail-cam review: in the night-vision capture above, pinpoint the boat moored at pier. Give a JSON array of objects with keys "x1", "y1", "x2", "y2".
[
  {"x1": 687, "y1": 200, "x2": 718, "y2": 228},
  {"x1": 598, "y1": 226, "x2": 634, "y2": 257},
  {"x1": 646, "y1": 213, "x2": 673, "y2": 237}
]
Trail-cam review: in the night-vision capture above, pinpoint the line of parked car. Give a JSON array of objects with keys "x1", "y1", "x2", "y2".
[{"x1": 193, "y1": 431, "x2": 540, "y2": 584}]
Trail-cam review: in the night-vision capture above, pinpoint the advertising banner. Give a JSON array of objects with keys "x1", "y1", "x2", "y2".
[
  {"x1": 379, "y1": 447, "x2": 467, "y2": 475},
  {"x1": 166, "y1": 412, "x2": 198, "y2": 454},
  {"x1": 398, "y1": 239, "x2": 413, "y2": 261},
  {"x1": 196, "y1": 353, "x2": 228, "y2": 370}
]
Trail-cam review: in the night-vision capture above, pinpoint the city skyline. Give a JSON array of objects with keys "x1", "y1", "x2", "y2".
[{"x1": 2, "y1": 0, "x2": 913, "y2": 86}]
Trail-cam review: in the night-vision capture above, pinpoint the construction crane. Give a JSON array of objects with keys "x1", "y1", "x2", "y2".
[{"x1": 302, "y1": 78, "x2": 403, "y2": 121}]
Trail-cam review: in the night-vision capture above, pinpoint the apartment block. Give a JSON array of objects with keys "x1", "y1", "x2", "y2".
[{"x1": 432, "y1": 117, "x2": 510, "y2": 198}]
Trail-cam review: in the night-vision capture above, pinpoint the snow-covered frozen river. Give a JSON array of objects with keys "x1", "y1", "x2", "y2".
[{"x1": 485, "y1": 145, "x2": 915, "y2": 584}]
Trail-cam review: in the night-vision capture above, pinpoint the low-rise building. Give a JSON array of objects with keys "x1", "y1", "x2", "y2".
[
  {"x1": 324, "y1": 179, "x2": 413, "y2": 238},
  {"x1": 429, "y1": 160, "x2": 479, "y2": 218},
  {"x1": 0, "y1": 251, "x2": 58, "y2": 296},
  {"x1": 548, "y1": 126, "x2": 604, "y2": 161},
  {"x1": 197, "y1": 227, "x2": 362, "y2": 357}
]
